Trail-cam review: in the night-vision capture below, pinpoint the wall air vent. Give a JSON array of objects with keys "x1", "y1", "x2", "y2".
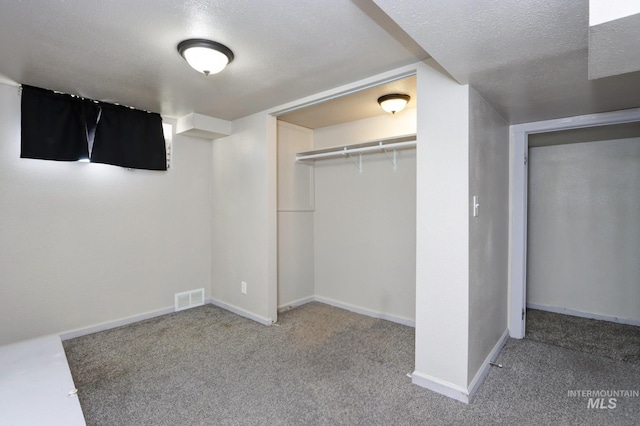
[{"x1": 174, "y1": 288, "x2": 205, "y2": 312}]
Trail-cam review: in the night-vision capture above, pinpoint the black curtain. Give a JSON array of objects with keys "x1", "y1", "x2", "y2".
[
  {"x1": 20, "y1": 85, "x2": 166, "y2": 171},
  {"x1": 21, "y1": 85, "x2": 97, "y2": 161},
  {"x1": 91, "y1": 103, "x2": 166, "y2": 170}
]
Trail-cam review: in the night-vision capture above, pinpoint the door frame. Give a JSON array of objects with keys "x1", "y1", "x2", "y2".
[{"x1": 508, "y1": 107, "x2": 640, "y2": 338}]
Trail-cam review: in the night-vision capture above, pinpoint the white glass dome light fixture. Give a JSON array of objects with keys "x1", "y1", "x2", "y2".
[
  {"x1": 377, "y1": 94, "x2": 411, "y2": 115},
  {"x1": 177, "y1": 39, "x2": 234, "y2": 76}
]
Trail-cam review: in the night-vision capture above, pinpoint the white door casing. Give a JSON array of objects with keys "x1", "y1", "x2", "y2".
[{"x1": 508, "y1": 108, "x2": 640, "y2": 338}]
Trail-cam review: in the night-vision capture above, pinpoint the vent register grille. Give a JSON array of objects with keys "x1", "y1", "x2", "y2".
[{"x1": 174, "y1": 288, "x2": 205, "y2": 311}]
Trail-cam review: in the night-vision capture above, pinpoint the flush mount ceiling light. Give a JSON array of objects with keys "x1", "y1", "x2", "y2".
[
  {"x1": 177, "y1": 39, "x2": 234, "y2": 76},
  {"x1": 377, "y1": 94, "x2": 411, "y2": 114}
]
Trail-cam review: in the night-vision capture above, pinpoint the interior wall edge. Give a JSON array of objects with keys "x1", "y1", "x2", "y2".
[
  {"x1": 267, "y1": 114, "x2": 279, "y2": 322},
  {"x1": 414, "y1": 60, "x2": 471, "y2": 389}
]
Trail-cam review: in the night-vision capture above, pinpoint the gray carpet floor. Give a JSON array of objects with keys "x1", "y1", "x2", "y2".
[
  {"x1": 63, "y1": 302, "x2": 640, "y2": 425},
  {"x1": 525, "y1": 309, "x2": 640, "y2": 365}
]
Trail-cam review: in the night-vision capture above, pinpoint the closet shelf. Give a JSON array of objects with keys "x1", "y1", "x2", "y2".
[
  {"x1": 295, "y1": 134, "x2": 416, "y2": 162},
  {"x1": 296, "y1": 134, "x2": 416, "y2": 173}
]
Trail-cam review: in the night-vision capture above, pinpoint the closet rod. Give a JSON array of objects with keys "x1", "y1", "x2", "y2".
[{"x1": 296, "y1": 140, "x2": 416, "y2": 161}]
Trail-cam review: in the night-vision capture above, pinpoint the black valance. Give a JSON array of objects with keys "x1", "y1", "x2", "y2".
[
  {"x1": 20, "y1": 85, "x2": 166, "y2": 171},
  {"x1": 91, "y1": 103, "x2": 166, "y2": 170},
  {"x1": 21, "y1": 85, "x2": 96, "y2": 161}
]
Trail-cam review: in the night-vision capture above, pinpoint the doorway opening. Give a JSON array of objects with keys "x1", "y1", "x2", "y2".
[
  {"x1": 524, "y1": 122, "x2": 640, "y2": 362},
  {"x1": 508, "y1": 109, "x2": 640, "y2": 339}
]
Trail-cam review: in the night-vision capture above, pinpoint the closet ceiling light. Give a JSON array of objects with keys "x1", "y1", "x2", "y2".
[
  {"x1": 177, "y1": 39, "x2": 234, "y2": 76},
  {"x1": 377, "y1": 94, "x2": 410, "y2": 114}
]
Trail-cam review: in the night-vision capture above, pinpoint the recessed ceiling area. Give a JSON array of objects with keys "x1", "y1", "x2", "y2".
[{"x1": 277, "y1": 75, "x2": 416, "y2": 129}]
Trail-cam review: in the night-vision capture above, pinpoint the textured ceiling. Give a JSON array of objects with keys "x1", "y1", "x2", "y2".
[
  {"x1": 1, "y1": 0, "x2": 640, "y2": 126},
  {"x1": 372, "y1": 0, "x2": 640, "y2": 124},
  {"x1": 0, "y1": 0, "x2": 418, "y2": 121}
]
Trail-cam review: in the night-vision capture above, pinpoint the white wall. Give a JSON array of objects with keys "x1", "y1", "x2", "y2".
[
  {"x1": 313, "y1": 110, "x2": 417, "y2": 323},
  {"x1": 0, "y1": 83, "x2": 212, "y2": 346},
  {"x1": 312, "y1": 109, "x2": 416, "y2": 149},
  {"x1": 277, "y1": 211, "x2": 314, "y2": 306},
  {"x1": 211, "y1": 112, "x2": 277, "y2": 323},
  {"x1": 527, "y1": 137, "x2": 640, "y2": 322},
  {"x1": 413, "y1": 60, "x2": 471, "y2": 395},
  {"x1": 277, "y1": 121, "x2": 314, "y2": 308},
  {"x1": 467, "y1": 88, "x2": 509, "y2": 381}
]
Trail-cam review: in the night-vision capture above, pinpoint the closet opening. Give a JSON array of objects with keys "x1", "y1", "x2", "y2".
[{"x1": 274, "y1": 75, "x2": 418, "y2": 327}]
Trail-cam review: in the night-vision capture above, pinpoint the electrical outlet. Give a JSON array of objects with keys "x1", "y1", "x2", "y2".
[{"x1": 241, "y1": 281, "x2": 247, "y2": 294}]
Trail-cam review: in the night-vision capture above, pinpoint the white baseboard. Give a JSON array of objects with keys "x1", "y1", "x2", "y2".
[
  {"x1": 411, "y1": 371, "x2": 470, "y2": 403},
  {"x1": 278, "y1": 296, "x2": 315, "y2": 312},
  {"x1": 527, "y1": 303, "x2": 640, "y2": 327},
  {"x1": 60, "y1": 298, "x2": 273, "y2": 341},
  {"x1": 60, "y1": 306, "x2": 174, "y2": 341},
  {"x1": 313, "y1": 296, "x2": 415, "y2": 327},
  {"x1": 411, "y1": 328, "x2": 509, "y2": 404},
  {"x1": 207, "y1": 298, "x2": 273, "y2": 326},
  {"x1": 467, "y1": 328, "x2": 509, "y2": 402},
  {"x1": 59, "y1": 295, "x2": 411, "y2": 341}
]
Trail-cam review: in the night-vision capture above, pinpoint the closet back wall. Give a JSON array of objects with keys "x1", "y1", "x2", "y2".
[{"x1": 313, "y1": 111, "x2": 417, "y2": 324}]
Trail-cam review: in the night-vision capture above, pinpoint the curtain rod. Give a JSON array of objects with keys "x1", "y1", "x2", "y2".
[{"x1": 18, "y1": 84, "x2": 155, "y2": 114}]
